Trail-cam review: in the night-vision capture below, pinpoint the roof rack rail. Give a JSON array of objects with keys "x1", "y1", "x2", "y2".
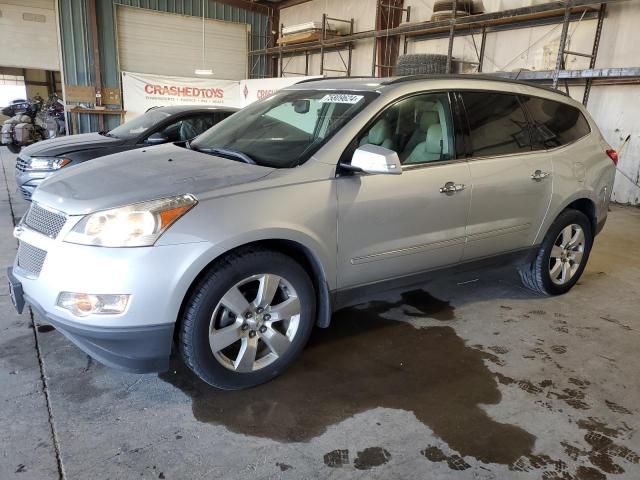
[
  {"x1": 293, "y1": 75, "x2": 376, "y2": 84},
  {"x1": 382, "y1": 74, "x2": 569, "y2": 96}
]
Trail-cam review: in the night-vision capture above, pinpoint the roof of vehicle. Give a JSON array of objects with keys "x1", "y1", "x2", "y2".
[
  {"x1": 147, "y1": 105, "x2": 238, "y2": 114},
  {"x1": 287, "y1": 74, "x2": 570, "y2": 99}
]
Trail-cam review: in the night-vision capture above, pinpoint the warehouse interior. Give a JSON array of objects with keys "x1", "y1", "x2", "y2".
[{"x1": 1, "y1": 0, "x2": 640, "y2": 479}]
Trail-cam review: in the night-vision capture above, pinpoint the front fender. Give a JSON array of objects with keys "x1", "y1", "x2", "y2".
[{"x1": 168, "y1": 228, "x2": 334, "y2": 331}]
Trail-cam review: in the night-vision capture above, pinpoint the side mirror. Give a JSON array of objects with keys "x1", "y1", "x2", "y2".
[
  {"x1": 146, "y1": 132, "x2": 168, "y2": 145},
  {"x1": 348, "y1": 144, "x2": 402, "y2": 175}
]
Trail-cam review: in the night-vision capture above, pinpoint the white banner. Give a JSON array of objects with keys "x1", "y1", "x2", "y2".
[
  {"x1": 121, "y1": 71, "x2": 239, "y2": 121},
  {"x1": 238, "y1": 76, "x2": 321, "y2": 108},
  {"x1": 121, "y1": 71, "x2": 322, "y2": 120}
]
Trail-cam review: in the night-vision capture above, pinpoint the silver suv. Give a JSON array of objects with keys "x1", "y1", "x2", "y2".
[{"x1": 8, "y1": 76, "x2": 616, "y2": 389}]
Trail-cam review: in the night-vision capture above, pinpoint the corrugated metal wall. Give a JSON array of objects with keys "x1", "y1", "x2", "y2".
[{"x1": 58, "y1": 0, "x2": 270, "y2": 133}]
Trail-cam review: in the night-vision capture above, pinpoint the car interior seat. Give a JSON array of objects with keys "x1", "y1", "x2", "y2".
[
  {"x1": 180, "y1": 117, "x2": 207, "y2": 141},
  {"x1": 401, "y1": 110, "x2": 439, "y2": 160},
  {"x1": 359, "y1": 118, "x2": 395, "y2": 150},
  {"x1": 404, "y1": 124, "x2": 445, "y2": 164}
]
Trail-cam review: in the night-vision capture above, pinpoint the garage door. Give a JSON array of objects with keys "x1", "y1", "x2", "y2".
[
  {"x1": 0, "y1": 0, "x2": 59, "y2": 70},
  {"x1": 117, "y1": 6, "x2": 248, "y2": 80}
]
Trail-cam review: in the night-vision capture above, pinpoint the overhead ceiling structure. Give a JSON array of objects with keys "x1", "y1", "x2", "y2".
[{"x1": 253, "y1": 0, "x2": 313, "y2": 7}]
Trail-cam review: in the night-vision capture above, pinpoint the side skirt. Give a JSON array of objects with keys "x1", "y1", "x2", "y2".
[{"x1": 330, "y1": 246, "x2": 539, "y2": 312}]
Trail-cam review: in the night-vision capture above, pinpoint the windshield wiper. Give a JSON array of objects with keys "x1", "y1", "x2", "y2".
[{"x1": 190, "y1": 144, "x2": 256, "y2": 165}]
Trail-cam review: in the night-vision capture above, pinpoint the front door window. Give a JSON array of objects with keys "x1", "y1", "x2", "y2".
[{"x1": 356, "y1": 92, "x2": 455, "y2": 165}]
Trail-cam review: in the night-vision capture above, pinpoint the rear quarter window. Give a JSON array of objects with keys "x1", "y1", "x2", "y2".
[{"x1": 519, "y1": 96, "x2": 591, "y2": 149}]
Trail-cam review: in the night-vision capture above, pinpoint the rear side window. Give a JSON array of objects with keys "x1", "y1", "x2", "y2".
[
  {"x1": 519, "y1": 96, "x2": 590, "y2": 149},
  {"x1": 460, "y1": 92, "x2": 532, "y2": 157}
]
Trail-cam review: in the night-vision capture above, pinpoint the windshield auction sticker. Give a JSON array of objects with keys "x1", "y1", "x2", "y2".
[{"x1": 319, "y1": 94, "x2": 364, "y2": 104}]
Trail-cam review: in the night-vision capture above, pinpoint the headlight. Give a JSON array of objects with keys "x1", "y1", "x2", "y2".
[
  {"x1": 65, "y1": 194, "x2": 197, "y2": 247},
  {"x1": 27, "y1": 156, "x2": 71, "y2": 171}
]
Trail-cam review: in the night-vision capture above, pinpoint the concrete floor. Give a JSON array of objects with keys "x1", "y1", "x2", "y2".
[{"x1": 1, "y1": 146, "x2": 639, "y2": 480}]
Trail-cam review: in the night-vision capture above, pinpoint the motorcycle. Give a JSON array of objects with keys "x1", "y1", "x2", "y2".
[
  {"x1": 44, "y1": 93, "x2": 66, "y2": 138},
  {"x1": 1, "y1": 98, "x2": 49, "y2": 153}
]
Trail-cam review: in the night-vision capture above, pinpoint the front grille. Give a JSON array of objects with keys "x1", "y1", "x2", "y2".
[
  {"x1": 24, "y1": 202, "x2": 66, "y2": 238},
  {"x1": 17, "y1": 241, "x2": 47, "y2": 276},
  {"x1": 15, "y1": 156, "x2": 29, "y2": 172}
]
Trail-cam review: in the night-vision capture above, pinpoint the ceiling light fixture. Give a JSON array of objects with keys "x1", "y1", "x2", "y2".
[{"x1": 194, "y1": 0, "x2": 212, "y2": 76}]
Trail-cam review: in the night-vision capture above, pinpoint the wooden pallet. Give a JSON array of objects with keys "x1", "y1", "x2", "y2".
[{"x1": 277, "y1": 29, "x2": 340, "y2": 45}]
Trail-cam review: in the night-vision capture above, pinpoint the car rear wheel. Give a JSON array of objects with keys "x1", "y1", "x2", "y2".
[
  {"x1": 179, "y1": 247, "x2": 316, "y2": 389},
  {"x1": 519, "y1": 209, "x2": 593, "y2": 296}
]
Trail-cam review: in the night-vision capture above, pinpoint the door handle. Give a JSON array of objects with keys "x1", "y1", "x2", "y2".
[
  {"x1": 440, "y1": 181, "x2": 466, "y2": 194},
  {"x1": 531, "y1": 170, "x2": 551, "y2": 181}
]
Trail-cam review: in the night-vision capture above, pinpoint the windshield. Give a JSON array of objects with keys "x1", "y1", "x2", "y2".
[
  {"x1": 108, "y1": 109, "x2": 172, "y2": 139},
  {"x1": 190, "y1": 90, "x2": 378, "y2": 168}
]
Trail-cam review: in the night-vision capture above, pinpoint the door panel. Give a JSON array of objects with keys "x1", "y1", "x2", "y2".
[
  {"x1": 337, "y1": 91, "x2": 472, "y2": 289},
  {"x1": 463, "y1": 153, "x2": 553, "y2": 260},
  {"x1": 458, "y1": 91, "x2": 553, "y2": 260},
  {"x1": 337, "y1": 161, "x2": 471, "y2": 289}
]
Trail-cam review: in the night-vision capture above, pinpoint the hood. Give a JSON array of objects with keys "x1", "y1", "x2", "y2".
[
  {"x1": 20, "y1": 133, "x2": 125, "y2": 157},
  {"x1": 33, "y1": 143, "x2": 275, "y2": 215}
]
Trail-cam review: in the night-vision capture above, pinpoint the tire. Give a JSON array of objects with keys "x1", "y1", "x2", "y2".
[
  {"x1": 519, "y1": 209, "x2": 593, "y2": 296},
  {"x1": 6, "y1": 143, "x2": 21, "y2": 154},
  {"x1": 433, "y1": 0, "x2": 472, "y2": 13},
  {"x1": 179, "y1": 247, "x2": 316, "y2": 389}
]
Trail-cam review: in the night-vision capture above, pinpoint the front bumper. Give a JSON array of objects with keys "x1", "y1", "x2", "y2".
[
  {"x1": 11, "y1": 220, "x2": 215, "y2": 373},
  {"x1": 15, "y1": 169, "x2": 51, "y2": 201},
  {"x1": 9, "y1": 267, "x2": 173, "y2": 373}
]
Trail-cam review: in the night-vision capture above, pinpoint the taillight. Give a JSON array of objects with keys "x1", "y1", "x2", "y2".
[{"x1": 606, "y1": 149, "x2": 618, "y2": 166}]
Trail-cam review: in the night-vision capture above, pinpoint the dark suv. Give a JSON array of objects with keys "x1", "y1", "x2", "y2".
[{"x1": 14, "y1": 105, "x2": 236, "y2": 200}]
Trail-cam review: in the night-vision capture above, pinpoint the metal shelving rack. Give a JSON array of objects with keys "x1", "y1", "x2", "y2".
[
  {"x1": 248, "y1": 0, "x2": 639, "y2": 103},
  {"x1": 273, "y1": 14, "x2": 355, "y2": 77}
]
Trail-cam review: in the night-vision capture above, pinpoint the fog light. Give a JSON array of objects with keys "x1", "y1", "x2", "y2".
[{"x1": 56, "y1": 292, "x2": 130, "y2": 317}]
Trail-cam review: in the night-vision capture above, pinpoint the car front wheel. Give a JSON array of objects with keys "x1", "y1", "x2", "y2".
[
  {"x1": 519, "y1": 209, "x2": 593, "y2": 296},
  {"x1": 179, "y1": 247, "x2": 316, "y2": 389}
]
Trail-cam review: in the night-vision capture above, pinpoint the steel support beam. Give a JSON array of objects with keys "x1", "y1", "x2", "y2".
[
  {"x1": 478, "y1": 27, "x2": 487, "y2": 73},
  {"x1": 492, "y1": 67, "x2": 640, "y2": 80},
  {"x1": 553, "y1": 4, "x2": 572, "y2": 89},
  {"x1": 86, "y1": 0, "x2": 103, "y2": 130},
  {"x1": 446, "y1": 0, "x2": 458, "y2": 74},
  {"x1": 583, "y1": 3, "x2": 607, "y2": 105}
]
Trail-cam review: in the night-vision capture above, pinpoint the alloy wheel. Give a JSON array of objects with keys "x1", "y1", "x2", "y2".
[
  {"x1": 549, "y1": 224, "x2": 585, "y2": 285},
  {"x1": 209, "y1": 274, "x2": 301, "y2": 372}
]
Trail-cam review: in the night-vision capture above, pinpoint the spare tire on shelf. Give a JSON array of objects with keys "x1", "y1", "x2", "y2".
[
  {"x1": 432, "y1": 0, "x2": 473, "y2": 12},
  {"x1": 471, "y1": 0, "x2": 485, "y2": 14},
  {"x1": 431, "y1": 10, "x2": 470, "y2": 20},
  {"x1": 431, "y1": 0, "x2": 472, "y2": 20},
  {"x1": 396, "y1": 54, "x2": 448, "y2": 76}
]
